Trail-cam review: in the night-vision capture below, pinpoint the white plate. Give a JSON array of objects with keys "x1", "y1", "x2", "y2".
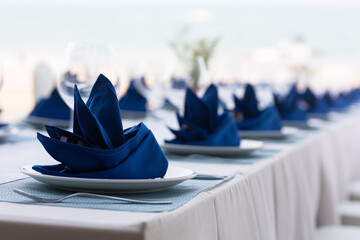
[
  {"x1": 161, "y1": 139, "x2": 263, "y2": 157},
  {"x1": 24, "y1": 116, "x2": 70, "y2": 128},
  {"x1": 0, "y1": 125, "x2": 18, "y2": 140},
  {"x1": 120, "y1": 110, "x2": 147, "y2": 119},
  {"x1": 239, "y1": 126, "x2": 300, "y2": 139},
  {"x1": 307, "y1": 113, "x2": 329, "y2": 120},
  {"x1": 283, "y1": 119, "x2": 322, "y2": 129},
  {"x1": 21, "y1": 165, "x2": 196, "y2": 193},
  {"x1": 282, "y1": 120, "x2": 309, "y2": 128}
]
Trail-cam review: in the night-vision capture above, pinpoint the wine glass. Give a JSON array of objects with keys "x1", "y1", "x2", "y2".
[{"x1": 57, "y1": 42, "x2": 120, "y2": 109}]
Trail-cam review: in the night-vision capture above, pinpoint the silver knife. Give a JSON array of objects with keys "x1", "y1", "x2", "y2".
[{"x1": 194, "y1": 174, "x2": 227, "y2": 180}]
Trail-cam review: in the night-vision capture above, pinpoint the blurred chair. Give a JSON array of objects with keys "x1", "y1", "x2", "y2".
[
  {"x1": 339, "y1": 181, "x2": 360, "y2": 226},
  {"x1": 33, "y1": 62, "x2": 56, "y2": 101},
  {"x1": 316, "y1": 226, "x2": 360, "y2": 239},
  {"x1": 348, "y1": 180, "x2": 360, "y2": 201}
]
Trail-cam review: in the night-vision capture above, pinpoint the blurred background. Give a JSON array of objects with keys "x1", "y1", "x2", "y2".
[{"x1": 1, "y1": 0, "x2": 360, "y2": 120}]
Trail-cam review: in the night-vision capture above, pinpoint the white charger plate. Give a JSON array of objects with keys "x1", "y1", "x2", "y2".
[
  {"x1": 120, "y1": 110, "x2": 147, "y2": 119},
  {"x1": 283, "y1": 119, "x2": 323, "y2": 129},
  {"x1": 24, "y1": 116, "x2": 70, "y2": 128},
  {"x1": 239, "y1": 126, "x2": 301, "y2": 139},
  {"x1": 307, "y1": 113, "x2": 329, "y2": 120},
  {"x1": 21, "y1": 165, "x2": 196, "y2": 193},
  {"x1": 161, "y1": 139, "x2": 263, "y2": 157},
  {"x1": 282, "y1": 120, "x2": 309, "y2": 128}
]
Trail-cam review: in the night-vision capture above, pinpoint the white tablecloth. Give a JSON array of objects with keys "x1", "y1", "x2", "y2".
[{"x1": 1, "y1": 108, "x2": 360, "y2": 240}]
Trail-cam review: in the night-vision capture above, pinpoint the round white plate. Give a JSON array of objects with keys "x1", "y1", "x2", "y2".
[
  {"x1": 307, "y1": 113, "x2": 329, "y2": 120},
  {"x1": 21, "y1": 165, "x2": 196, "y2": 193},
  {"x1": 24, "y1": 116, "x2": 70, "y2": 128},
  {"x1": 283, "y1": 120, "x2": 309, "y2": 128},
  {"x1": 120, "y1": 110, "x2": 147, "y2": 119},
  {"x1": 239, "y1": 126, "x2": 300, "y2": 139},
  {"x1": 0, "y1": 125, "x2": 18, "y2": 140},
  {"x1": 283, "y1": 119, "x2": 322, "y2": 129},
  {"x1": 161, "y1": 139, "x2": 263, "y2": 157}
]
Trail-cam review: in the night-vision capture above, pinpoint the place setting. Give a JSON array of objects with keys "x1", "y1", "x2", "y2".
[
  {"x1": 4, "y1": 2, "x2": 360, "y2": 239},
  {"x1": 274, "y1": 84, "x2": 313, "y2": 129},
  {"x1": 0, "y1": 73, "x2": 231, "y2": 212},
  {"x1": 23, "y1": 88, "x2": 71, "y2": 129},
  {"x1": 118, "y1": 76, "x2": 150, "y2": 119},
  {"x1": 228, "y1": 83, "x2": 302, "y2": 139},
  {"x1": 160, "y1": 83, "x2": 264, "y2": 158}
]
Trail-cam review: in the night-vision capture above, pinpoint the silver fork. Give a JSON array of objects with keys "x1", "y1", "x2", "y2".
[{"x1": 14, "y1": 189, "x2": 172, "y2": 205}]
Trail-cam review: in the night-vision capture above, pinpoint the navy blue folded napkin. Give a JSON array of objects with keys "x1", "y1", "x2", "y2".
[
  {"x1": 119, "y1": 77, "x2": 148, "y2": 113},
  {"x1": 300, "y1": 88, "x2": 329, "y2": 114},
  {"x1": 323, "y1": 91, "x2": 350, "y2": 110},
  {"x1": 233, "y1": 84, "x2": 282, "y2": 131},
  {"x1": 350, "y1": 88, "x2": 360, "y2": 103},
  {"x1": 273, "y1": 85, "x2": 308, "y2": 122},
  {"x1": 29, "y1": 89, "x2": 71, "y2": 121},
  {"x1": 34, "y1": 74, "x2": 168, "y2": 179},
  {"x1": 0, "y1": 122, "x2": 7, "y2": 129},
  {"x1": 166, "y1": 84, "x2": 240, "y2": 146}
]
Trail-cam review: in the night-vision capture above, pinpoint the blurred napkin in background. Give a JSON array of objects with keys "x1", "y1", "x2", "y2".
[
  {"x1": 233, "y1": 84, "x2": 282, "y2": 131},
  {"x1": 119, "y1": 77, "x2": 148, "y2": 114},
  {"x1": 350, "y1": 88, "x2": 360, "y2": 103},
  {"x1": 300, "y1": 88, "x2": 329, "y2": 116},
  {"x1": 28, "y1": 89, "x2": 71, "y2": 122},
  {"x1": 273, "y1": 84, "x2": 308, "y2": 122},
  {"x1": 323, "y1": 90, "x2": 360, "y2": 111},
  {"x1": 323, "y1": 91, "x2": 349, "y2": 111},
  {"x1": 34, "y1": 74, "x2": 168, "y2": 179},
  {"x1": 161, "y1": 97, "x2": 179, "y2": 111},
  {"x1": 166, "y1": 84, "x2": 240, "y2": 146},
  {"x1": 0, "y1": 109, "x2": 8, "y2": 128}
]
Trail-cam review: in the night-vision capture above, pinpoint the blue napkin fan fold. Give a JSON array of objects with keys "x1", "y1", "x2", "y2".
[
  {"x1": 34, "y1": 74, "x2": 168, "y2": 179},
  {"x1": 300, "y1": 88, "x2": 329, "y2": 115},
  {"x1": 119, "y1": 77, "x2": 148, "y2": 113},
  {"x1": 233, "y1": 84, "x2": 260, "y2": 118},
  {"x1": 233, "y1": 84, "x2": 282, "y2": 131},
  {"x1": 166, "y1": 84, "x2": 240, "y2": 146},
  {"x1": 273, "y1": 85, "x2": 308, "y2": 122},
  {"x1": 29, "y1": 89, "x2": 71, "y2": 121},
  {"x1": 350, "y1": 88, "x2": 360, "y2": 103},
  {"x1": 162, "y1": 97, "x2": 179, "y2": 111},
  {"x1": 324, "y1": 90, "x2": 359, "y2": 110}
]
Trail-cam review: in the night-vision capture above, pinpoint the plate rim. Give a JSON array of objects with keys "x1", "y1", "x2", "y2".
[
  {"x1": 239, "y1": 130, "x2": 284, "y2": 135},
  {"x1": 238, "y1": 126, "x2": 299, "y2": 136},
  {"x1": 161, "y1": 139, "x2": 264, "y2": 151},
  {"x1": 21, "y1": 165, "x2": 197, "y2": 184},
  {"x1": 24, "y1": 115, "x2": 70, "y2": 126}
]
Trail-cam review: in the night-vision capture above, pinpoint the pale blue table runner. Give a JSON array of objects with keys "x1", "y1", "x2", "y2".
[
  {"x1": 0, "y1": 127, "x2": 313, "y2": 212},
  {"x1": 0, "y1": 177, "x2": 225, "y2": 212}
]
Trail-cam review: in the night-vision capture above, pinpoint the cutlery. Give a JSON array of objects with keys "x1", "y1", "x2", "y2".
[
  {"x1": 194, "y1": 174, "x2": 227, "y2": 180},
  {"x1": 14, "y1": 189, "x2": 172, "y2": 205}
]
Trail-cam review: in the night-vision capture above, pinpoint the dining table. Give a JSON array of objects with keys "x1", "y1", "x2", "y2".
[{"x1": 1, "y1": 106, "x2": 360, "y2": 240}]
